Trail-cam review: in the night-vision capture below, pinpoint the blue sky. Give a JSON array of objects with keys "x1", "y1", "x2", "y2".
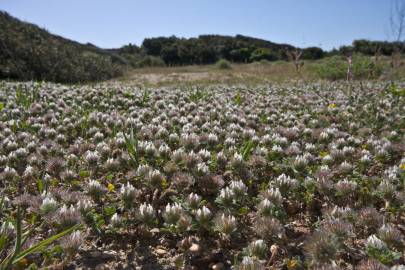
[{"x1": 0, "y1": 0, "x2": 394, "y2": 50}]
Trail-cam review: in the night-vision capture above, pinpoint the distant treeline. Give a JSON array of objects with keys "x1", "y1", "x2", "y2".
[
  {"x1": 111, "y1": 35, "x2": 325, "y2": 67},
  {"x1": 1, "y1": 10, "x2": 405, "y2": 83},
  {"x1": 336, "y1": 39, "x2": 405, "y2": 56},
  {"x1": 114, "y1": 37, "x2": 405, "y2": 67}
]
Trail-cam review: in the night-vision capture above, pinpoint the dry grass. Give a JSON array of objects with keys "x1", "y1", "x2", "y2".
[
  {"x1": 117, "y1": 61, "x2": 319, "y2": 87},
  {"x1": 116, "y1": 57, "x2": 405, "y2": 87}
]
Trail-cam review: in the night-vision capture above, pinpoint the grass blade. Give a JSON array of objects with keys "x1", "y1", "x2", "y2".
[{"x1": 12, "y1": 223, "x2": 82, "y2": 264}]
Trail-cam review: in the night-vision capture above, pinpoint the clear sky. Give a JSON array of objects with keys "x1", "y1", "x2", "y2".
[{"x1": 0, "y1": 0, "x2": 394, "y2": 50}]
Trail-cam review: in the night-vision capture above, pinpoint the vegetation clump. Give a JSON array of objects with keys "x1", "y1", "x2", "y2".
[
  {"x1": 216, "y1": 59, "x2": 232, "y2": 69},
  {"x1": 314, "y1": 54, "x2": 384, "y2": 80}
]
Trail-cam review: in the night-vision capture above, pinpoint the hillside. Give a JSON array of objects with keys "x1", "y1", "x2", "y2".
[
  {"x1": 0, "y1": 11, "x2": 127, "y2": 83},
  {"x1": 2, "y1": 11, "x2": 405, "y2": 83}
]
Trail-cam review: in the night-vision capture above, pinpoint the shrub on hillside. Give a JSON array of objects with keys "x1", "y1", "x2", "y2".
[
  {"x1": 250, "y1": 48, "x2": 278, "y2": 62},
  {"x1": 315, "y1": 55, "x2": 384, "y2": 80},
  {"x1": 216, "y1": 59, "x2": 232, "y2": 69},
  {"x1": 0, "y1": 11, "x2": 126, "y2": 83}
]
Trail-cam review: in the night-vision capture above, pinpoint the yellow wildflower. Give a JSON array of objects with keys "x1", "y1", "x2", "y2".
[
  {"x1": 286, "y1": 259, "x2": 299, "y2": 270},
  {"x1": 107, "y1": 183, "x2": 115, "y2": 192},
  {"x1": 319, "y1": 151, "x2": 328, "y2": 158}
]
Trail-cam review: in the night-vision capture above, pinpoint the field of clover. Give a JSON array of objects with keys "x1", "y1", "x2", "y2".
[{"x1": 0, "y1": 81, "x2": 404, "y2": 270}]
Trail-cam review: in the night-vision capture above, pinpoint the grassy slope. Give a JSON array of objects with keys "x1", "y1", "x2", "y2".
[{"x1": 0, "y1": 11, "x2": 127, "y2": 83}]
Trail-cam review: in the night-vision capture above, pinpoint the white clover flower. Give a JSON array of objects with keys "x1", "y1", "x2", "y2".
[
  {"x1": 60, "y1": 230, "x2": 84, "y2": 256},
  {"x1": 147, "y1": 169, "x2": 164, "y2": 187},
  {"x1": 59, "y1": 204, "x2": 69, "y2": 215},
  {"x1": 366, "y1": 234, "x2": 387, "y2": 250},
  {"x1": 335, "y1": 179, "x2": 357, "y2": 195},
  {"x1": 261, "y1": 134, "x2": 272, "y2": 145},
  {"x1": 319, "y1": 165, "x2": 331, "y2": 174},
  {"x1": 71, "y1": 230, "x2": 83, "y2": 243},
  {"x1": 229, "y1": 180, "x2": 247, "y2": 197},
  {"x1": 360, "y1": 154, "x2": 372, "y2": 165},
  {"x1": 120, "y1": 182, "x2": 137, "y2": 208},
  {"x1": 286, "y1": 143, "x2": 301, "y2": 156},
  {"x1": 22, "y1": 165, "x2": 35, "y2": 178},
  {"x1": 56, "y1": 204, "x2": 80, "y2": 227},
  {"x1": 322, "y1": 154, "x2": 334, "y2": 165},
  {"x1": 41, "y1": 196, "x2": 58, "y2": 214},
  {"x1": 1, "y1": 221, "x2": 15, "y2": 235},
  {"x1": 196, "y1": 162, "x2": 209, "y2": 175},
  {"x1": 207, "y1": 133, "x2": 218, "y2": 145},
  {"x1": 136, "y1": 164, "x2": 151, "y2": 177},
  {"x1": 271, "y1": 144, "x2": 283, "y2": 154},
  {"x1": 274, "y1": 174, "x2": 298, "y2": 194},
  {"x1": 233, "y1": 153, "x2": 243, "y2": 162},
  {"x1": 105, "y1": 158, "x2": 118, "y2": 170},
  {"x1": 224, "y1": 137, "x2": 236, "y2": 147},
  {"x1": 294, "y1": 155, "x2": 308, "y2": 170},
  {"x1": 240, "y1": 256, "x2": 255, "y2": 267},
  {"x1": 342, "y1": 146, "x2": 355, "y2": 156},
  {"x1": 305, "y1": 143, "x2": 316, "y2": 152},
  {"x1": 243, "y1": 129, "x2": 255, "y2": 139},
  {"x1": 215, "y1": 213, "x2": 237, "y2": 235},
  {"x1": 163, "y1": 202, "x2": 183, "y2": 225},
  {"x1": 172, "y1": 148, "x2": 185, "y2": 163},
  {"x1": 258, "y1": 198, "x2": 274, "y2": 216},
  {"x1": 145, "y1": 141, "x2": 157, "y2": 157},
  {"x1": 378, "y1": 179, "x2": 395, "y2": 196},
  {"x1": 138, "y1": 203, "x2": 155, "y2": 224},
  {"x1": 198, "y1": 149, "x2": 211, "y2": 161},
  {"x1": 376, "y1": 148, "x2": 389, "y2": 159},
  {"x1": 216, "y1": 151, "x2": 227, "y2": 165},
  {"x1": 86, "y1": 180, "x2": 106, "y2": 200},
  {"x1": 262, "y1": 187, "x2": 283, "y2": 206},
  {"x1": 0, "y1": 155, "x2": 8, "y2": 167},
  {"x1": 339, "y1": 161, "x2": 353, "y2": 173},
  {"x1": 273, "y1": 135, "x2": 288, "y2": 146},
  {"x1": 319, "y1": 131, "x2": 329, "y2": 141},
  {"x1": 158, "y1": 144, "x2": 171, "y2": 157},
  {"x1": 84, "y1": 150, "x2": 100, "y2": 167},
  {"x1": 76, "y1": 199, "x2": 92, "y2": 214},
  {"x1": 67, "y1": 154, "x2": 78, "y2": 164},
  {"x1": 218, "y1": 187, "x2": 235, "y2": 206},
  {"x1": 195, "y1": 206, "x2": 211, "y2": 223},
  {"x1": 303, "y1": 128, "x2": 313, "y2": 136},
  {"x1": 1, "y1": 166, "x2": 17, "y2": 180},
  {"x1": 110, "y1": 213, "x2": 121, "y2": 227},
  {"x1": 187, "y1": 193, "x2": 201, "y2": 209},
  {"x1": 14, "y1": 147, "x2": 28, "y2": 158},
  {"x1": 156, "y1": 127, "x2": 169, "y2": 138},
  {"x1": 255, "y1": 147, "x2": 268, "y2": 156},
  {"x1": 115, "y1": 137, "x2": 126, "y2": 148},
  {"x1": 385, "y1": 166, "x2": 400, "y2": 180},
  {"x1": 94, "y1": 131, "x2": 104, "y2": 142},
  {"x1": 169, "y1": 133, "x2": 179, "y2": 144},
  {"x1": 248, "y1": 239, "x2": 267, "y2": 258}
]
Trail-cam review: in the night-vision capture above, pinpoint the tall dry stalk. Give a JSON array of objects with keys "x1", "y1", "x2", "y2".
[
  {"x1": 346, "y1": 55, "x2": 353, "y2": 82},
  {"x1": 287, "y1": 48, "x2": 304, "y2": 75}
]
